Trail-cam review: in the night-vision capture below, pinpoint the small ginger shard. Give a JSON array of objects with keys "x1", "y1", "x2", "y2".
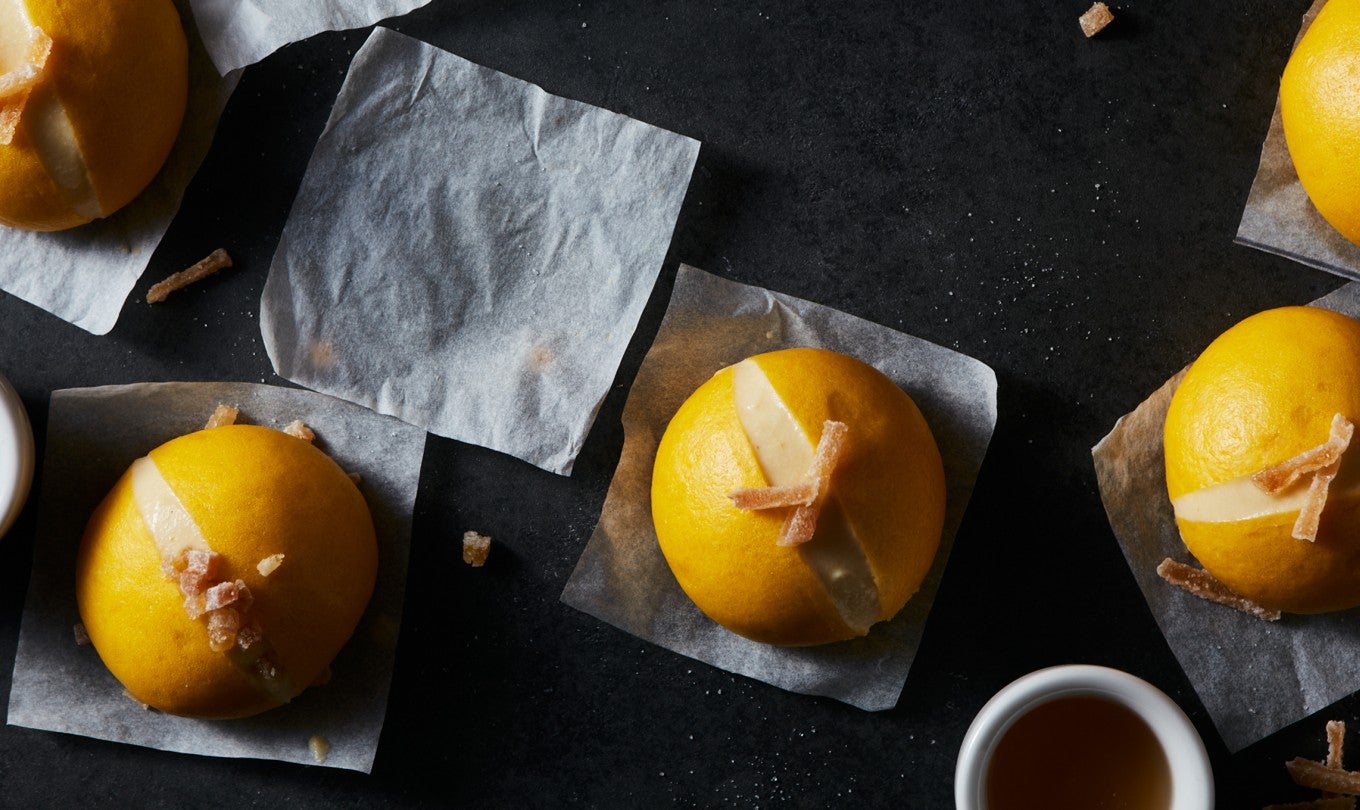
[
  {"x1": 1156, "y1": 558, "x2": 1281, "y2": 621},
  {"x1": 309, "y1": 735, "x2": 331, "y2": 765},
  {"x1": 203, "y1": 404, "x2": 238, "y2": 429},
  {"x1": 1079, "y1": 2, "x2": 1114, "y2": 37},
  {"x1": 0, "y1": 27, "x2": 52, "y2": 146},
  {"x1": 257, "y1": 553, "x2": 284, "y2": 577},
  {"x1": 1331, "y1": 721, "x2": 1347, "y2": 770},
  {"x1": 729, "y1": 479, "x2": 819, "y2": 510},
  {"x1": 463, "y1": 531, "x2": 491, "y2": 567},
  {"x1": 145, "y1": 249, "x2": 233, "y2": 304},
  {"x1": 778, "y1": 421, "x2": 849, "y2": 547},
  {"x1": 1253, "y1": 415, "x2": 1354, "y2": 495},
  {"x1": 73, "y1": 623, "x2": 90, "y2": 646},
  {"x1": 283, "y1": 420, "x2": 315, "y2": 442}
]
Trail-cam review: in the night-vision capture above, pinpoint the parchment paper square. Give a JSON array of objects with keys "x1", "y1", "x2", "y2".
[
  {"x1": 1093, "y1": 284, "x2": 1360, "y2": 752},
  {"x1": 188, "y1": 0, "x2": 434, "y2": 75},
  {"x1": 261, "y1": 28, "x2": 700, "y2": 476},
  {"x1": 8, "y1": 382, "x2": 425, "y2": 771},
  {"x1": 561, "y1": 265, "x2": 997, "y2": 711}
]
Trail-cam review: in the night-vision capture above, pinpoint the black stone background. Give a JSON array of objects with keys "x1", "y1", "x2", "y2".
[{"x1": 0, "y1": 0, "x2": 1344, "y2": 805}]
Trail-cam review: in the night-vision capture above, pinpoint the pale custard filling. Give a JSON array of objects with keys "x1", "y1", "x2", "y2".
[
  {"x1": 732, "y1": 359, "x2": 880, "y2": 634},
  {"x1": 130, "y1": 456, "x2": 212, "y2": 560},
  {"x1": 1171, "y1": 447, "x2": 1360, "y2": 522},
  {"x1": 0, "y1": 0, "x2": 100, "y2": 218}
]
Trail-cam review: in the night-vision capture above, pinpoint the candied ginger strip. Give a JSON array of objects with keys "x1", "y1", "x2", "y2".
[
  {"x1": 1264, "y1": 799, "x2": 1358, "y2": 810},
  {"x1": 1294, "y1": 459, "x2": 1340, "y2": 543},
  {"x1": 283, "y1": 420, "x2": 315, "y2": 442},
  {"x1": 146, "y1": 248, "x2": 233, "y2": 304},
  {"x1": 203, "y1": 404, "x2": 238, "y2": 429},
  {"x1": 1329, "y1": 721, "x2": 1347, "y2": 770},
  {"x1": 1156, "y1": 558, "x2": 1281, "y2": 621},
  {"x1": 1288, "y1": 759, "x2": 1360, "y2": 796},
  {"x1": 777, "y1": 421, "x2": 848, "y2": 548},
  {"x1": 729, "y1": 479, "x2": 819, "y2": 510},
  {"x1": 1253, "y1": 414, "x2": 1354, "y2": 495}
]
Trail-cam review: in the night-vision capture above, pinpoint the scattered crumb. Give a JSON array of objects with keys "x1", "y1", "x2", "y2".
[
  {"x1": 346, "y1": 471, "x2": 362, "y2": 485},
  {"x1": 257, "y1": 553, "x2": 285, "y2": 577},
  {"x1": 1079, "y1": 2, "x2": 1114, "y2": 37},
  {"x1": 463, "y1": 531, "x2": 492, "y2": 567},
  {"x1": 283, "y1": 420, "x2": 315, "y2": 442},
  {"x1": 367, "y1": 613, "x2": 401, "y2": 647},
  {"x1": 203, "y1": 403, "x2": 238, "y2": 429},
  {"x1": 146, "y1": 248, "x2": 233, "y2": 304},
  {"x1": 73, "y1": 623, "x2": 89, "y2": 645},
  {"x1": 308, "y1": 340, "x2": 336, "y2": 370},
  {"x1": 308, "y1": 734, "x2": 331, "y2": 764},
  {"x1": 122, "y1": 688, "x2": 153, "y2": 711}
]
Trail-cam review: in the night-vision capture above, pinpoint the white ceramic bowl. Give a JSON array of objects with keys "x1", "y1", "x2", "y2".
[
  {"x1": 0, "y1": 373, "x2": 33, "y2": 539},
  {"x1": 955, "y1": 665, "x2": 1213, "y2": 810}
]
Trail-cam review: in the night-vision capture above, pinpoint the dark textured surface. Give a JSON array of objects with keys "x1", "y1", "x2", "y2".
[{"x1": 0, "y1": 0, "x2": 1347, "y2": 805}]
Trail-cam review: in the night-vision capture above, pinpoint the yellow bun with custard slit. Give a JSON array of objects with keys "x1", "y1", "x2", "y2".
[
  {"x1": 1164, "y1": 306, "x2": 1360, "y2": 614},
  {"x1": 1280, "y1": 0, "x2": 1360, "y2": 246},
  {"x1": 76, "y1": 424, "x2": 377, "y2": 719},
  {"x1": 651, "y1": 347, "x2": 946, "y2": 646},
  {"x1": 0, "y1": 0, "x2": 188, "y2": 231}
]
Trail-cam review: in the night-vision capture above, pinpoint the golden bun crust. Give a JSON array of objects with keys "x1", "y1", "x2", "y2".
[
  {"x1": 76, "y1": 425, "x2": 377, "y2": 718},
  {"x1": 0, "y1": 0, "x2": 187, "y2": 231},
  {"x1": 652, "y1": 348, "x2": 946, "y2": 645}
]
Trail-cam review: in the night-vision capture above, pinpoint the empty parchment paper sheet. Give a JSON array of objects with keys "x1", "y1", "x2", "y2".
[
  {"x1": 1093, "y1": 285, "x2": 1360, "y2": 752},
  {"x1": 0, "y1": 4, "x2": 238, "y2": 335},
  {"x1": 8, "y1": 382, "x2": 425, "y2": 771},
  {"x1": 560, "y1": 266, "x2": 998, "y2": 710},
  {"x1": 261, "y1": 28, "x2": 700, "y2": 476},
  {"x1": 1236, "y1": 0, "x2": 1360, "y2": 280},
  {"x1": 188, "y1": 0, "x2": 433, "y2": 76}
]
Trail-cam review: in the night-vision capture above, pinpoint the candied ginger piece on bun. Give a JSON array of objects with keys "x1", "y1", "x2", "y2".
[
  {"x1": 76, "y1": 423, "x2": 376, "y2": 719},
  {"x1": 651, "y1": 347, "x2": 946, "y2": 646}
]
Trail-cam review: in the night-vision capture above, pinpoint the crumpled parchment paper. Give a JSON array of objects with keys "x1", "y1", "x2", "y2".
[
  {"x1": 188, "y1": 0, "x2": 434, "y2": 76},
  {"x1": 1093, "y1": 284, "x2": 1360, "y2": 752},
  {"x1": 1235, "y1": 0, "x2": 1360, "y2": 280},
  {"x1": 7, "y1": 382, "x2": 425, "y2": 771},
  {"x1": 0, "y1": 2, "x2": 238, "y2": 335},
  {"x1": 261, "y1": 28, "x2": 700, "y2": 476},
  {"x1": 560, "y1": 265, "x2": 998, "y2": 711}
]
